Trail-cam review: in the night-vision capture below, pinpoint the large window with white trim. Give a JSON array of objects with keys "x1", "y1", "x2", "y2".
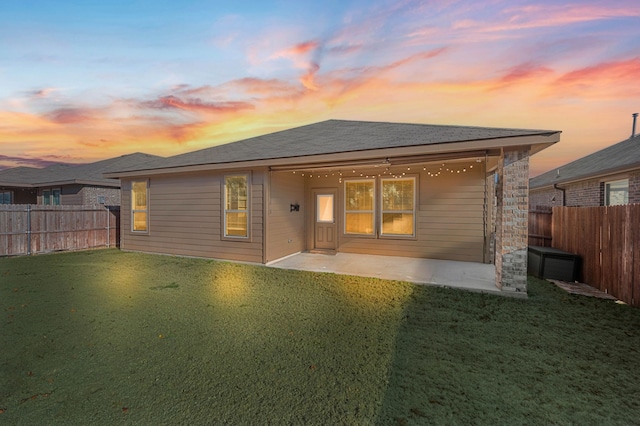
[
  {"x1": 381, "y1": 177, "x2": 416, "y2": 236},
  {"x1": 344, "y1": 179, "x2": 375, "y2": 235},
  {"x1": 224, "y1": 174, "x2": 249, "y2": 238},
  {"x1": 605, "y1": 179, "x2": 628, "y2": 206},
  {"x1": 131, "y1": 180, "x2": 148, "y2": 232}
]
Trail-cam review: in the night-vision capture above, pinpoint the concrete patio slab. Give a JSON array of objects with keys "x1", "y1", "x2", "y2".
[{"x1": 268, "y1": 252, "x2": 511, "y2": 297}]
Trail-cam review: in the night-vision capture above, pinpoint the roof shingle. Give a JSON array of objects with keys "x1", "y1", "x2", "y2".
[
  {"x1": 109, "y1": 119, "x2": 558, "y2": 173},
  {"x1": 530, "y1": 134, "x2": 640, "y2": 189}
]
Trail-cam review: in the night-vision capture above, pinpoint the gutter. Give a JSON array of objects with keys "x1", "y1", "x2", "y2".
[{"x1": 553, "y1": 183, "x2": 566, "y2": 206}]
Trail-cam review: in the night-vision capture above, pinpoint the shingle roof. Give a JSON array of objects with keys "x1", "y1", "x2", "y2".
[
  {"x1": 0, "y1": 153, "x2": 163, "y2": 187},
  {"x1": 530, "y1": 134, "x2": 640, "y2": 189},
  {"x1": 109, "y1": 119, "x2": 558, "y2": 173}
]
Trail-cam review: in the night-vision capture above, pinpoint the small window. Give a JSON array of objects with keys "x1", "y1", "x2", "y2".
[
  {"x1": 605, "y1": 179, "x2": 628, "y2": 206},
  {"x1": 43, "y1": 188, "x2": 61, "y2": 205},
  {"x1": 131, "y1": 180, "x2": 148, "y2": 232},
  {"x1": 224, "y1": 174, "x2": 249, "y2": 238},
  {"x1": 381, "y1": 178, "x2": 416, "y2": 236},
  {"x1": 344, "y1": 179, "x2": 375, "y2": 235},
  {"x1": 97, "y1": 195, "x2": 106, "y2": 205},
  {"x1": 0, "y1": 190, "x2": 12, "y2": 204},
  {"x1": 316, "y1": 194, "x2": 334, "y2": 223}
]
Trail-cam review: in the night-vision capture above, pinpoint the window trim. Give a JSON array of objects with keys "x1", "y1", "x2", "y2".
[
  {"x1": 343, "y1": 178, "x2": 376, "y2": 237},
  {"x1": 222, "y1": 173, "x2": 251, "y2": 240},
  {"x1": 43, "y1": 188, "x2": 61, "y2": 205},
  {"x1": 380, "y1": 176, "x2": 417, "y2": 238},
  {"x1": 131, "y1": 179, "x2": 149, "y2": 233},
  {"x1": 0, "y1": 190, "x2": 12, "y2": 204},
  {"x1": 604, "y1": 178, "x2": 629, "y2": 206}
]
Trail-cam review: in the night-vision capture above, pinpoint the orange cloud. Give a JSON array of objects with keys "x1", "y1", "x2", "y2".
[{"x1": 552, "y1": 57, "x2": 640, "y2": 98}]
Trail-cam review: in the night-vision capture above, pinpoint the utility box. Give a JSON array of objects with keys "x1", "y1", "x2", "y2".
[{"x1": 528, "y1": 246, "x2": 580, "y2": 282}]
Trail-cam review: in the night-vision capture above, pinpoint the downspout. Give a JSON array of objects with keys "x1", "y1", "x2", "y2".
[
  {"x1": 553, "y1": 184, "x2": 566, "y2": 206},
  {"x1": 482, "y1": 151, "x2": 488, "y2": 264},
  {"x1": 27, "y1": 204, "x2": 31, "y2": 255}
]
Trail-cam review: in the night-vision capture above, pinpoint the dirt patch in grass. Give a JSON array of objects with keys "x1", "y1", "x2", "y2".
[{"x1": 1, "y1": 250, "x2": 639, "y2": 424}]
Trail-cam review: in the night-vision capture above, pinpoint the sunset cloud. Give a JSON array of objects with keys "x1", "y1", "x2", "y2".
[
  {"x1": 144, "y1": 96, "x2": 255, "y2": 114},
  {"x1": 0, "y1": 0, "x2": 638, "y2": 178}
]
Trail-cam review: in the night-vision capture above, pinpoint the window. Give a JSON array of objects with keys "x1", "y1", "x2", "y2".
[
  {"x1": 0, "y1": 191, "x2": 12, "y2": 204},
  {"x1": 605, "y1": 179, "x2": 629, "y2": 206},
  {"x1": 224, "y1": 174, "x2": 249, "y2": 238},
  {"x1": 381, "y1": 178, "x2": 416, "y2": 236},
  {"x1": 317, "y1": 194, "x2": 334, "y2": 223},
  {"x1": 345, "y1": 180, "x2": 375, "y2": 235},
  {"x1": 43, "y1": 188, "x2": 61, "y2": 205},
  {"x1": 131, "y1": 180, "x2": 148, "y2": 232}
]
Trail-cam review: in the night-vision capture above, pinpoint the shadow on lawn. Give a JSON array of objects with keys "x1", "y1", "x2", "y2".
[{"x1": 375, "y1": 277, "x2": 640, "y2": 425}]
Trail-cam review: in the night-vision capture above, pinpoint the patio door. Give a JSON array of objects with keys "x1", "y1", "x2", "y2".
[{"x1": 313, "y1": 189, "x2": 337, "y2": 250}]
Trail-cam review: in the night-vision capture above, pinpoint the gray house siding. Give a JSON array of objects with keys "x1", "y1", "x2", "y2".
[
  {"x1": 265, "y1": 171, "x2": 306, "y2": 263},
  {"x1": 302, "y1": 163, "x2": 488, "y2": 263},
  {"x1": 121, "y1": 171, "x2": 265, "y2": 263}
]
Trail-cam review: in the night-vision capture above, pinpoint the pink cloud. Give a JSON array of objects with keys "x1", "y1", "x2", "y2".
[
  {"x1": 47, "y1": 107, "x2": 95, "y2": 124},
  {"x1": 144, "y1": 96, "x2": 255, "y2": 114},
  {"x1": 489, "y1": 62, "x2": 553, "y2": 90},
  {"x1": 553, "y1": 57, "x2": 640, "y2": 97},
  {"x1": 483, "y1": 4, "x2": 640, "y2": 33}
]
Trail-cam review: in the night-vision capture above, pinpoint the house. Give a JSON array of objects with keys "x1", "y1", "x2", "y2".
[
  {"x1": 0, "y1": 153, "x2": 162, "y2": 206},
  {"x1": 104, "y1": 120, "x2": 560, "y2": 293},
  {"x1": 530, "y1": 134, "x2": 640, "y2": 208}
]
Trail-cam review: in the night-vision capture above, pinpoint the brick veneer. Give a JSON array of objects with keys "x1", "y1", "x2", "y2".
[
  {"x1": 531, "y1": 170, "x2": 640, "y2": 208},
  {"x1": 495, "y1": 148, "x2": 529, "y2": 293},
  {"x1": 529, "y1": 187, "x2": 564, "y2": 209}
]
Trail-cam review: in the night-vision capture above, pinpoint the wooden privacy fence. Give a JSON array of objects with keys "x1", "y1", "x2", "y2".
[
  {"x1": 528, "y1": 207, "x2": 553, "y2": 247},
  {"x1": 551, "y1": 205, "x2": 640, "y2": 307},
  {"x1": 0, "y1": 205, "x2": 120, "y2": 257}
]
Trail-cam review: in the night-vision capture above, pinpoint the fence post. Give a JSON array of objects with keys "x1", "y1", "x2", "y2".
[
  {"x1": 27, "y1": 204, "x2": 32, "y2": 256},
  {"x1": 106, "y1": 206, "x2": 110, "y2": 248}
]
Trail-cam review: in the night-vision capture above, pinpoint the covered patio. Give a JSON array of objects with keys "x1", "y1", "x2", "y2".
[{"x1": 267, "y1": 252, "x2": 520, "y2": 297}]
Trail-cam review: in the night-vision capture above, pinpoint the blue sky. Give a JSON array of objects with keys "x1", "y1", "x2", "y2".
[{"x1": 1, "y1": 0, "x2": 639, "y2": 176}]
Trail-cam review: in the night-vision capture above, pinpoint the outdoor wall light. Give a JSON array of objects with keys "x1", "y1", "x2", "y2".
[{"x1": 290, "y1": 203, "x2": 300, "y2": 212}]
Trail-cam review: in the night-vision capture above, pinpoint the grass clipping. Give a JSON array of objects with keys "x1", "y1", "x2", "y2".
[{"x1": 1, "y1": 249, "x2": 640, "y2": 424}]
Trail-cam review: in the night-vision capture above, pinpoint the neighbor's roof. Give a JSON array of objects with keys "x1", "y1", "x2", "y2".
[
  {"x1": 530, "y1": 134, "x2": 640, "y2": 189},
  {"x1": 0, "y1": 152, "x2": 163, "y2": 187},
  {"x1": 106, "y1": 119, "x2": 559, "y2": 176}
]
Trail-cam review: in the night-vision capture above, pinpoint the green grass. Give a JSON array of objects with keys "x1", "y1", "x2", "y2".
[{"x1": 1, "y1": 250, "x2": 639, "y2": 425}]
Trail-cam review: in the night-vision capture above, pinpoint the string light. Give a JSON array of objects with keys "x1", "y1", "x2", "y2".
[{"x1": 290, "y1": 160, "x2": 482, "y2": 180}]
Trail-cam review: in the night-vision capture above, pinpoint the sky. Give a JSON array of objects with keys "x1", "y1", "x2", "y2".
[{"x1": 1, "y1": 0, "x2": 639, "y2": 177}]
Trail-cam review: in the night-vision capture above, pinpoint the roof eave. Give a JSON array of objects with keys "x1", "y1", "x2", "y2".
[
  {"x1": 0, "y1": 182, "x2": 35, "y2": 188},
  {"x1": 530, "y1": 162, "x2": 640, "y2": 190},
  {"x1": 29, "y1": 179, "x2": 121, "y2": 188},
  {"x1": 105, "y1": 133, "x2": 560, "y2": 179}
]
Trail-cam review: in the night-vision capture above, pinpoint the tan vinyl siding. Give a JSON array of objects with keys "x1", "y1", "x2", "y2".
[
  {"x1": 306, "y1": 163, "x2": 487, "y2": 263},
  {"x1": 265, "y1": 171, "x2": 305, "y2": 262},
  {"x1": 121, "y1": 170, "x2": 264, "y2": 263}
]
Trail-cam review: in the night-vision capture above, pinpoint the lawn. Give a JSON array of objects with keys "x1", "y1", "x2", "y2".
[{"x1": 1, "y1": 250, "x2": 639, "y2": 425}]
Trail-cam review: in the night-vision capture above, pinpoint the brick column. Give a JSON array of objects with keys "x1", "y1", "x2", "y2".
[{"x1": 495, "y1": 148, "x2": 530, "y2": 293}]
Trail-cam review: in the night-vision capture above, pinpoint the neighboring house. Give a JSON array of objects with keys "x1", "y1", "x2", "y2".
[
  {"x1": 530, "y1": 134, "x2": 640, "y2": 208},
  {"x1": 105, "y1": 119, "x2": 560, "y2": 293},
  {"x1": 0, "y1": 153, "x2": 162, "y2": 206}
]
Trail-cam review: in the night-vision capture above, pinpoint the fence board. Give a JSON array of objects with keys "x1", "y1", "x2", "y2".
[
  {"x1": 528, "y1": 208, "x2": 552, "y2": 247},
  {"x1": 0, "y1": 205, "x2": 120, "y2": 257},
  {"x1": 551, "y1": 205, "x2": 639, "y2": 307}
]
